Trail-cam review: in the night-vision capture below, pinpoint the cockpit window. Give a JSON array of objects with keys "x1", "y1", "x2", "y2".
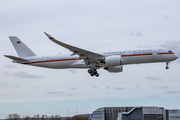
[{"x1": 168, "y1": 50, "x2": 173, "y2": 53}]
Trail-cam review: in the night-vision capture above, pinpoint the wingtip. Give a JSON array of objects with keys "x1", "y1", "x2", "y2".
[
  {"x1": 9, "y1": 36, "x2": 18, "y2": 38},
  {"x1": 44, "y1": 32, "x2": 54, "y2": 40}
]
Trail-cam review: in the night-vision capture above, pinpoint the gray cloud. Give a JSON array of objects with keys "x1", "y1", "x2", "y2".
[
  {"x1": 131, "y1": 32, "x2": 142, "y2": 37},
  {"x1": 93, "y1": 86, "x2": 98, "y2": 89},
  {"x1": 89, "y1": 96, "x2": 102, "y2": 100},
  {"x1": 148, "y1": 86, "x2": 169, "y2": 89},
  {"x1": 47, "y1": 91, "x2": 64, "y2": 95},
  {"x1": 143, "y1": 76, "x2": 162, "y2": 81},
  {"x1": 46, "y1": 91, "x2": 73, "y2": 97},
  {"x1": 4, "y1": 64, "x2": 16, "y2": 69},
  {"x1": 33, "y1": 86, "x2": 39, "y2": 89},
  {"x1": 165, "y1": 90, "x2": 180, "y2": 94},
  {"x1": 89, "y1": 96, "x2": 111, "y2": 100},
  {"x1": 69, "y1": 87, "x2": 76, "y2": 90},
  {"x1": 161, "y1": 41, "x2": 180, "y2": 50},
  {"x1": 136, "y1": 86, "x2": 140, "y2": 89},
  {"x1": 113, "y1": 87, "x2": 123, "y2": 90},
  {"x1": 68, "y1": 69, "x2": 77, "y2": 74},
  {"x1": 0, "y1": 82, "x2": 4, "y2": 86},
  {"x1": 148, "y1": 85, "x2": 158, "y2": 88},
  {"x1": 0, "y1": 82, "x2": 21, "y2": 88},
  {"x1": 149, "y1": 95, "x2": 161, "y2": 98},
  {"x1": 66, "y1": 94, "x2": 73, "y2": 97},
  {"x1": 3, "y1": 71, "x2": 45, "y2": 79},
  {"x1": 108, "y1": 35, "x2": 115, "y2": 39},
  {"x1": 173, "y1": 79, "x2": 180, "y2": 82},
  {"x1": 159, "y1": 86, "x2": 169, "y2": 89},
  {"x1": 15, "y1": 83, "x2": 21, "y2": 88},
  {"x1": 106, "y1": 86, "x2": 111, "y2": 89},
  {"x1": 163, "y1": 14, "x2": 169, "y2": 19}
]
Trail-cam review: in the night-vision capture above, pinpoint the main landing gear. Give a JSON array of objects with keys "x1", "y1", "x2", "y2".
[
  {"x1": 166, "y1": 62, "x2": 169, "y2": 69},
  {"x1": 88, "y1": 69, "x2": 99, "y2": 77}
]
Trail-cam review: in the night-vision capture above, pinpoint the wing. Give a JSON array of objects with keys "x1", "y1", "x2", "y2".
[
  {"x1": 44, "y1": 32, "x2": 103, "y2": 58},
  {"x1": 44, "y1": 32, "x2": 105, "y2": 68}
]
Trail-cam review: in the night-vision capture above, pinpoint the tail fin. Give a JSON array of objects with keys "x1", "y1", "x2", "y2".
[{"x1": 9, "y1": 36, "x2": 36, "y2": 58}]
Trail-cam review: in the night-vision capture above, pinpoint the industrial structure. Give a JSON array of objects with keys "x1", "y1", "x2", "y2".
[{"x1": 92, "y1": 106, "x2": 180, "y2": 120}]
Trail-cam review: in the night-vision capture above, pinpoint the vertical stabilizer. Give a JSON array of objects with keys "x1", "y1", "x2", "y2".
[{"x1": 9, "y1": 36, "x2": 36, "y2": 58}]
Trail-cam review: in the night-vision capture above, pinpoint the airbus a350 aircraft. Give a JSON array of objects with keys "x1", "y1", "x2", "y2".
[{"x1": 4, "y1": 32, "x2": 178, "y2": 77}]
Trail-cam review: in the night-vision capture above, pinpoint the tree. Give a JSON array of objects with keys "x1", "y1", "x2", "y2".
[
  {"x1": 67, "y1": 116, "x2": 89, "y2": 120},
  {"x1": 66, "y1": 117, "x2": 71, "y2": 120},
  {"x1": 54, "y1": 115, "x2": 61, "y2": 120},
  {"x1": 34, "y1": 114, "x2": 40, "y2": 120},
  {"x1": 6, "y1": 114, "x2": 62, "y2": 120},
  {"x1": 41, "y1": 115, "x2": 47, "y2": 120},
  {"x1": 24, "y1": 115, "x2": 31, "y2": 120},
  {"x1": 49, "y1": 115, "x2": 61, "y2": 120},
  {"x1": 6, "y1": 114, "x2": 21, "y2": 120}
]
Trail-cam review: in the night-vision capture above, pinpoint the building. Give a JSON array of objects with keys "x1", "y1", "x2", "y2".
[
  {"x1": 93, "y1": 107, "x2": 133, "y2": 120},
  {"x1": 92, "y1": 106, "x2": 180, "y2": 120},
  {"x1": 164, "y1": 109, "x2": 180, "y2": 120}
]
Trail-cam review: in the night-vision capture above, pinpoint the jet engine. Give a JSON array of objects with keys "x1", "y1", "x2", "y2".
[
  {"x1": 104, "y1": 65, "x2": 123, "y2": 73},
  {"x1": 104, "y1": 55, "x2": 121, "y2": 67}
]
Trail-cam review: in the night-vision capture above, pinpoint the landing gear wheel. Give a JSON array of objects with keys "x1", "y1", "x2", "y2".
[
  {"x1": 166, "y1": 66, "x2": 169, "y2": 69},
  {"x1": 90, "y1": 72, "x2": 94, "y2": 76},
  {"x1": 88, "y1": 68, "x2": 99, "y2": 77},
  {"x1": 166, "y1": 62, "x2": 169, "y2": 70},
  {"x1": 93, "y1": 70, "x2": 97, "y2": 74},
  {"x1": 95, "y1": 73, "x2": 99, "y2": 77},
  {"x1": 88, "y1": 69, "x2": 92, "y2": 73}
]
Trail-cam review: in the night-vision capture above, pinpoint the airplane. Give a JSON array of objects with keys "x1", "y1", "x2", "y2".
[{"x1": 4, "y1": 32, "x2": 178, "y2": 77}]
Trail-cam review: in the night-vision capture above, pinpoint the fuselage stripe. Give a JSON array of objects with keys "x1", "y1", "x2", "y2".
[
  {"x1": 23, "y1": 58, "x2": 83, "y2": 65},
  {"x1": 23, "y1": 52, "x2": 174, "y2": 65}
]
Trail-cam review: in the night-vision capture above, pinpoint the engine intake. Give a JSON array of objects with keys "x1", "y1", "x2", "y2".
[{"x1": 105, "y1": 55, "x2": 121, "y2": 67}]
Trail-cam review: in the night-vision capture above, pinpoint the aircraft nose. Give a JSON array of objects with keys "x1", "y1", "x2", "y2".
[{"x1": 174, "y1": 54, "x2": 178, "y2": 60}]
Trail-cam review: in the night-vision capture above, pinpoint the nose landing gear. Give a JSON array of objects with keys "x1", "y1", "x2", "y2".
[
  {"x1": 88, "y1": 69, "x2": 99, "y2": 77},
  {"x1": 166, "y1": 62, "x2": 169, "y2": 69}
]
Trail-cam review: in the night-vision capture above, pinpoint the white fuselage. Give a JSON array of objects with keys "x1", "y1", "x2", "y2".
[{"x1": 19, "y1": 47, "x2": 178, "y2": 69}]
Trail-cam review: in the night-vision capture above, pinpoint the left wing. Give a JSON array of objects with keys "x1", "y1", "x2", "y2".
[{"x1": 44, "y1": 32, "x2": 104, "y2": 68}]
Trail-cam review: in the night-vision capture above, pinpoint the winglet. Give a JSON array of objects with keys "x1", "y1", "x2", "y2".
[{"x1": 44, "y1": 32, "x2": 54, "y2": 40}]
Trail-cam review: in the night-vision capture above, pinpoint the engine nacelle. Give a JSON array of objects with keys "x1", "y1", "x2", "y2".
[
  {"x1": 105, "y1": 55, "x2": 121, "y2": 67},
  {"x1": 104, "y1": 65, "x2": 123, "y2": 73}
]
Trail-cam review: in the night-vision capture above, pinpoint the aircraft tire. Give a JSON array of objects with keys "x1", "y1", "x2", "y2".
[
  {"x1": 90, "y1": 72, "x2": 94, "y2": 76},
  {"x1": 166, "y1": 66, "x2": 169, "y2": 69},
  {"x1": 93, "y1": 70, "x2": 97, "y2": 74},
  {"x1": 95, "y1": 73, "x2": 99, "y2": 77},
  {"x1": 88, "y1": 69, "x2": 92, "y2": 73}
]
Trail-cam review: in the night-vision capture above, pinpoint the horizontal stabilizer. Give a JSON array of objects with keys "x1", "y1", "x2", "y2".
[{"x1": 4, "y1": 55, "x2": 29, "y2": 62}]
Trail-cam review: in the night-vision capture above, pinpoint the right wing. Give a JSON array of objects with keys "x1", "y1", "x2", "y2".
[
  {"x1": 4, "y1": 55, "x2": 29, "y2": 63},
  {"x1": 44, "y1": 32, "x2": 103, "y2": 59},
  {"x1": 44, "y1": 32, "x2": 105, "y2": 68}
]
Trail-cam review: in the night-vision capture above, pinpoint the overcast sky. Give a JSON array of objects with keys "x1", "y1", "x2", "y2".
[{"x1": 1, "y1": 0, "x2": 180, "y2": 118}]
